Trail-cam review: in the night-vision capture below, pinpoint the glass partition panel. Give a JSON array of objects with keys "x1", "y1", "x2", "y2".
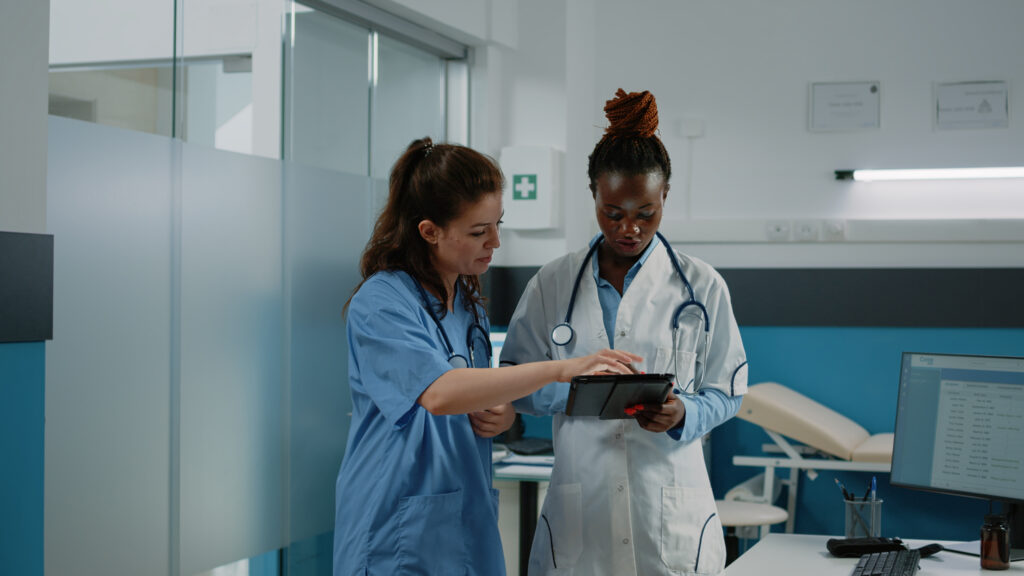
[
  {"x1": 176, "y1": 0, "x2": 281, "y2": 158},
  {"x1": 45, "y1": 116, "x2": 174, "y2": 576},
  {"x1": 182, "y1": 57, "x2": 254, "y2": 155},
  {"x1": 46, "y1": 116, "x2": 372, "y2": 576},
  {"x1": 50, "y1": 0, "x2": 274, "y2": 157},
  {"x1": 48, "y1": 0, "x2": 176, "y2": 137},
  {"x1": 177, "y1": 142, "x2": 285, "y2": 576},
  {"x1": 49, "y1": 64, "x2": 175, "y2": 136},
  {"x1": 284, "y1": 5, "x2": 371, "y2": 174},
  {"x1": 371, "y1": 34, "x2": 445, "y2": 177},
  {"x1": 284, "y1": 164, "x2": 370, "y2": 542}
]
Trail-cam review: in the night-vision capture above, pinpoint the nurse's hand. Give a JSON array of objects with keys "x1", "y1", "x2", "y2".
[
  {"x1": 563, "y1": 349, "x2": 643, "y2": 381},
  {"x1": 469, "y1": 403, "x2": 516, "y2": 438},
  {"x1": 632, "y1": 392, "x2": 686, "y2": 433}
]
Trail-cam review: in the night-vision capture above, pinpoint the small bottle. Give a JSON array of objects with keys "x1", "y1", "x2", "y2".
[{"x1": 980, "y1": 514, "x2": 1010, "y2": 570}]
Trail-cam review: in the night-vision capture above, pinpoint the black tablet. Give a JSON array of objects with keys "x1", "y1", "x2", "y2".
[{"x1": 565, "y1": 373, "x2": 674, "y2": 419}]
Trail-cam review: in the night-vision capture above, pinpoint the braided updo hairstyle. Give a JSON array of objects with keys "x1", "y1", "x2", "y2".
[{"x1": 587, "y1": 88, "x2": 672, "y2": 193}]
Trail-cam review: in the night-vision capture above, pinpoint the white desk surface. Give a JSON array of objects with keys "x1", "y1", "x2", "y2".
[
  {"x1": 492, "y1": 453, "x2": 553, "y2": 482},
  {"x1": 493, "y1": 463, "x2": 552, "y2": 482},
  {"x1": 724, "y1": 533, "x2": 1024, "y2": 576}
]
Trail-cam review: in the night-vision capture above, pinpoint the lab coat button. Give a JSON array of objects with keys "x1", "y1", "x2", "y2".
[
  {"x1": 622, "y1": 538, "x2": 630, "y2": 545},
  {"x1": 615, "y1": 433, "x2": 622, "y2": 439},
  {"x1": 619, "y1": 330, "x2": 626, "y2": 337},
  {"x1": 617, "y1": 484, "x2": 624, "y2": 492}
]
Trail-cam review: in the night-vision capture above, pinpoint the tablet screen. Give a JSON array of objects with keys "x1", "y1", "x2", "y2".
[{"x1": 567, "y1": 373, "x2": 674, "y2": 419}]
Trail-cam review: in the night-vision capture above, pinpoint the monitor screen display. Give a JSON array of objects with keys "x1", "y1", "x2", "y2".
[{"x1": 891, "y1": 352, "x2": 1024, "y2": 503}]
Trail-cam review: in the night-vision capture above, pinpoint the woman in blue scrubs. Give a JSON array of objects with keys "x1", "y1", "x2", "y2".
[{"x1": 333, "y1": 137, "x2": 640, "y2": 576}]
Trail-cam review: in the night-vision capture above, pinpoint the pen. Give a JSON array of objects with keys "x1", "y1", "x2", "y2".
[
  {"x1": 834, "y1": 478, "x2": 852, "y2": 501},
  {"x1": 870, "y1": 476, "x2": 877, "y2": 502}
]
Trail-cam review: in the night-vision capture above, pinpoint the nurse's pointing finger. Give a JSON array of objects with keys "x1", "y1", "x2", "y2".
[
  {"x1": 603, "y1": 362, "x2": 632, "y2": 374},
  {"x1": 604, "y1": 349, "x2": 643, "y2": 364}
]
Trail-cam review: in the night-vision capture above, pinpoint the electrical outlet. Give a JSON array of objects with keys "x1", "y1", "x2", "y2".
[
  {"x1": 793, "y1": 220, "x2": 820, "y2": 242},
  {"x1": 765, "y1": 220, "x2": 791, "y2": 241},
  {"x1": 822, "y1": 219, "x2": 847, "y2": 241}
]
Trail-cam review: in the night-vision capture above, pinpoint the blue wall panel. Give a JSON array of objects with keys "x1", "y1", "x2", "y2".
[
  {"x1": 0, "y1": 342, "x2": 44, "y2": 575},
  {"x1": 712, "y1": 326, "x2": 1024, "y2": 540}
]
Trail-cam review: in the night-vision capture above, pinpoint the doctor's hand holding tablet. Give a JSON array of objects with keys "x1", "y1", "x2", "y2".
[
  {"x1": 332, "y1": 136, "x2": 641, "y2": 576},
  {"x1": 629, "y1": 390, "x2": 687, "y2": 432},
  {"x1": 608, "y1": 362, "x2": 689, "y2": 433}
]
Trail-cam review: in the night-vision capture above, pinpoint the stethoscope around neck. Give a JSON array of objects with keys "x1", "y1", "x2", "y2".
[
  {"x1": 414, "y1": 279, "x2": 491, "y2": 369},
  {"x1": 549, "y1": 231, "x2": 711, "y2": 392}
]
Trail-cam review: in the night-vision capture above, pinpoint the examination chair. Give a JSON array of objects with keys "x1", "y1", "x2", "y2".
[{"x1": 724, "y1": 382, "x2": 893, "y2": 533}]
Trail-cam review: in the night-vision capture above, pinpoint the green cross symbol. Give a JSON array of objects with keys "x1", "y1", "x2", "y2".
[{"x1": 513, "y1": 174, "x2": 537, "y2": 200}]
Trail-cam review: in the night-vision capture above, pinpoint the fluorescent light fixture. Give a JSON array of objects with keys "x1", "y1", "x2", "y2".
[{"x1": 835, "y1": 167, "x2": 1024, "y2": 181}]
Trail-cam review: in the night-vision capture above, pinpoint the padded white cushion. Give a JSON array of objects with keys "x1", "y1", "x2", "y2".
[
  {"x1": 851, "y1": 432, "x2": 894, "y2": 463},
  {"x1": 716, "y1": 500, "x2": 789, "y2": 527},
  {"x1": 738, "y1": 382, "x2": 891, "y2": 463}
]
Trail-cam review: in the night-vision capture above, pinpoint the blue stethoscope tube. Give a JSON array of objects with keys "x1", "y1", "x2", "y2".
[
  {"x1": 415, "y1": 279, "x2": 492, "y2": 369},
  {"x1": 550, "y1": 231, "x2": 710, "y2": 392}
]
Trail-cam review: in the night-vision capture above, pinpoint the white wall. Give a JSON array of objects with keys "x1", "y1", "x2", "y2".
[
  {"x1": 482, "y1": 0, "x2": 1024, "y2": 267},
  {"x1": 591, "y1": 0, "x2": 1023, "y2": 221},
  {"x1": 1, "y1": 1, "x2": 50, "y2": 233}
]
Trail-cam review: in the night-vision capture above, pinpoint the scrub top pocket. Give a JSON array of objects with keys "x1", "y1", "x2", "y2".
[{"x1": 396, "y1": 490, "x2": 467, "y2": 575}]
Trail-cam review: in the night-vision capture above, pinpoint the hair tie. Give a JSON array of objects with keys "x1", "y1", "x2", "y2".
[{"x1": 423, "y1": 142, "x2": 434, "y2": 157}]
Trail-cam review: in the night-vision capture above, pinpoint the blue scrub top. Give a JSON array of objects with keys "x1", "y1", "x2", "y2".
[{"x1": 334, "y1": 271, "x2": 504, "y2": 576}]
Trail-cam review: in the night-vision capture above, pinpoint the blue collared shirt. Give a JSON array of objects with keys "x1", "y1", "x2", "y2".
[{"x1": 590, "y1": 234, "x2": 742, "y2": 442}]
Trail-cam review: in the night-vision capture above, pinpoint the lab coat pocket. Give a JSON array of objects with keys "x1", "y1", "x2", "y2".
[
  {"x1": 538, "y1": 483, "x2": 583, "y2": 568},
  {"x1": 396, "y1": 490, "x2": 466, "y2": 575},
  {"x1": 660, "y1": 486, "x2": 726, "y2": 575}
]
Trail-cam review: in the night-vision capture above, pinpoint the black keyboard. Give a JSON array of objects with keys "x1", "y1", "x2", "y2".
[{"x1": 850, "y1": 549, "x2": 920, "y2": 576}]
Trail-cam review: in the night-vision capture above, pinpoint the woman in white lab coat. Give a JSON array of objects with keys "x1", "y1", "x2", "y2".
[{"x1": 500, "y1": 89, "x2": 749, "y2": 576}]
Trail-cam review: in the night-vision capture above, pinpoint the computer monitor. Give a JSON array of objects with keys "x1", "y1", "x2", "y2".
[{"x1": 891, "y1": 352, "x2": 1024, "y2": 554}]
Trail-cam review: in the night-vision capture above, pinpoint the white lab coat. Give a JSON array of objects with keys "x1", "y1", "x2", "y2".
[{"x1": 502, "y1": 241, "x2": 748, "y2": 576}]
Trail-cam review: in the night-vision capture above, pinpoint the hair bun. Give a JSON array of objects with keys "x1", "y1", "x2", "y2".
[{"x1": 603, "y1": 89, "x2": 659, "y2": 139}]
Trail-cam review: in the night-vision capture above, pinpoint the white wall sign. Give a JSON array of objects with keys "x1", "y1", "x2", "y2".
[
  {"x1": 935, "y1": 81, "x2": 1009, "y2": 130},
  {"x1": 809, "y1": 82, "x2": 881, "y2": 132}
]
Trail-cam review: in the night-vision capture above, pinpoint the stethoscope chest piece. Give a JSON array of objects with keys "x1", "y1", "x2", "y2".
[{"x1": 551, "y1": 323, "x2": 574, "y2": 346}]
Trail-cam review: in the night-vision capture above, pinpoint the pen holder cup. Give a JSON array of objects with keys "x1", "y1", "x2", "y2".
[{"x1": 844, "y1": 499, "x2": 882, "y2": 539}]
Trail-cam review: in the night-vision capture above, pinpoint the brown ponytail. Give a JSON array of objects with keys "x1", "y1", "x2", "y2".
[{"x1": 344, "y1": 137, "x2": 504, "y2": 316}]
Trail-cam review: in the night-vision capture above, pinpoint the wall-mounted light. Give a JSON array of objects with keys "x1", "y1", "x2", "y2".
[{"x1": 835, "y1": 167, "x2": 1024, "y2": 182}]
